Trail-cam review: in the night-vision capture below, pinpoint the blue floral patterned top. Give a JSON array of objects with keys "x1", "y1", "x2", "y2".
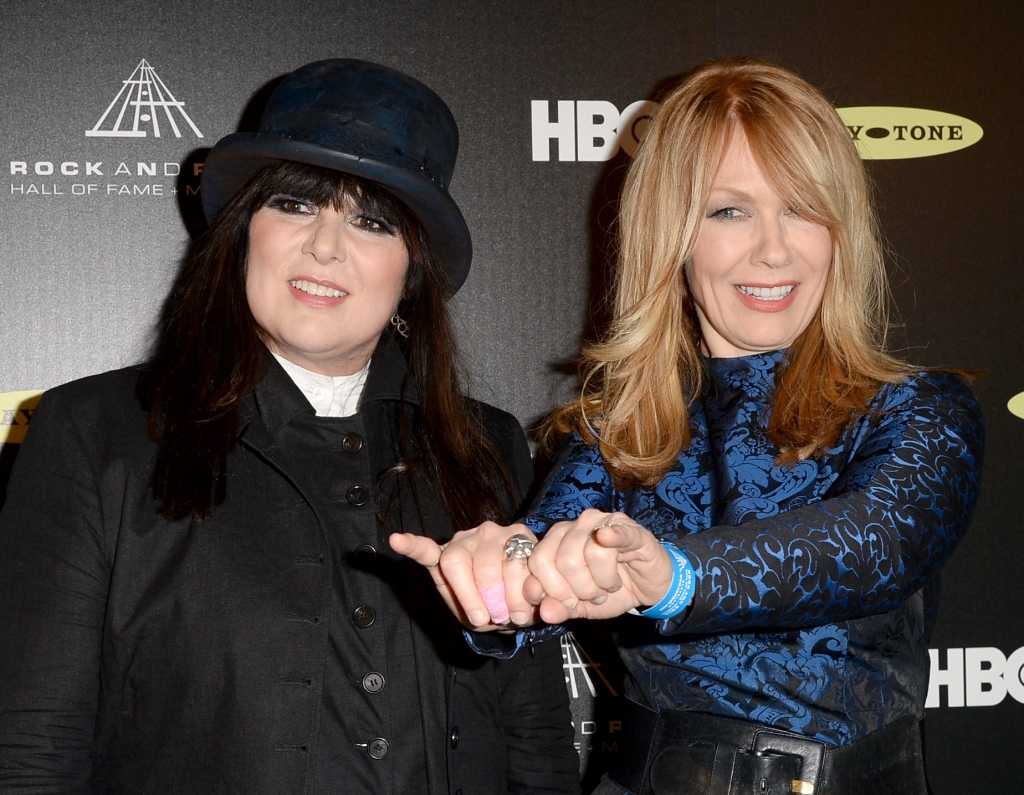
[{"x1": 523, "y1": 350, "x2": 984, "y2": 746}]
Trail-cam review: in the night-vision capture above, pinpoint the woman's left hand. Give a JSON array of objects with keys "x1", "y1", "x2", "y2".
[{"x1": 524, "y1": 508, "x2": 675, "y2": 623}]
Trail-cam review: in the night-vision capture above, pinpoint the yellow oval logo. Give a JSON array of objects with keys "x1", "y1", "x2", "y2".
[
  {"x1": 0, "y1": 390, "x2": 44, "y2": 444},
  {"x1": 836, "y1": 107, "x2": 983, "y2": 160},
  {"x1": 1009, "y1": 391, "x2": 1024, "y2": 420}
]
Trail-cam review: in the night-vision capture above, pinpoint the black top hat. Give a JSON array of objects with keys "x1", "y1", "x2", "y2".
[{"x1": 201, "y1": 59, "x2": 472, "y2": 294}]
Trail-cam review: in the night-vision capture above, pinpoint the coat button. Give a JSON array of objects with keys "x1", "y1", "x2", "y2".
[
  {"x1": 367, "y1": 737, "x2": 389, "y2": 759},
  {"x1": 353, "y1": 544, "x2": 377, "y2": 564},
  {"x1": 352, "y1": 605, "x2": 376, "y2": 627},
  {"x1": 341, "y1": 432, "x2": 363, "y2": 453},
  {"x1": 450, "y1": 726, "x2": 459, "y2": 749},
  {"x1": 346, "y1": 485, "x2": 369, "y2": 506},
  {"x1": 362, "y1": 672, "x2": 385, "y2": 693}
]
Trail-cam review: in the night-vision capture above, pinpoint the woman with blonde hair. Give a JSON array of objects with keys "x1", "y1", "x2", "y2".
[{"x1": 393, "y1": 57, "x2": 983, "y2": 795}]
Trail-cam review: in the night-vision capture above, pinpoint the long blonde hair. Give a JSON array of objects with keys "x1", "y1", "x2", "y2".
[{"x1": 552, "y1": 57, "x2": 911, "y2": 487}]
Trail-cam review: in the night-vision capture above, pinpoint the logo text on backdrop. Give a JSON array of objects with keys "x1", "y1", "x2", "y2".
[
  {"x1": 927, "y1": 647, "x2": 1024, "y2": 708},
  {"x1": 0, "y1": 391, "x2": 44, "y2": 445},
  {"x1": 6, "y1": 59, "x2": 204, "y2": 201},
  {"x1": 531, "y1": 100, "x2": 658, "y2": 161},
  {"x1": 532, "y1": 101, "x2": 982, "y2": 161}
]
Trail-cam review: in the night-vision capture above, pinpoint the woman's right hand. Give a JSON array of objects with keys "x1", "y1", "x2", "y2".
[
  {"x1": 523, "y1": 508, "x2": 676, "y2": 623},
  {"x1": 389, "y1": 522, "x2": 542, "y2": 631}
]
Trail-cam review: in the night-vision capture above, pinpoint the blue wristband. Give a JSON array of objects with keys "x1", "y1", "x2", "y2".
[{"x1": 640, "y1": 542, "x2": 696, "y2": 619}]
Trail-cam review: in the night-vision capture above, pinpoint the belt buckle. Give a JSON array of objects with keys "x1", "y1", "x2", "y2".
[{"x1": 752, "y1": 730, "x2": 826, "y2": 794}]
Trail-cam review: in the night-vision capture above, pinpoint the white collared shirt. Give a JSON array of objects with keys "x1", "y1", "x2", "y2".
[{"x1": 272, "y1": 353, "x2": 370, "y2": 418}]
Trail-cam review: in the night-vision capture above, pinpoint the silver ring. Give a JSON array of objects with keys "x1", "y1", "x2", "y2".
[
  {"x1": 592, "y1": 516, "x2": 628, "y2": 539},
  {"x1": 593, "y1": 518, "x2": 615, "y2": 532},
  {"x1": 504, "y1": 533, "x2": 535, "y2": 561},
  {"x1": 426, "y1": 543, "x2": 446, "y2": 568}
]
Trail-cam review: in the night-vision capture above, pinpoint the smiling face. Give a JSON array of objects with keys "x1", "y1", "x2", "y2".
[
  {"x1": 686, "y1": 128, "x2": 833, "y2": 358},
  {"x1": 246, "y1": 192, "x2": 409, "y2": 376}
]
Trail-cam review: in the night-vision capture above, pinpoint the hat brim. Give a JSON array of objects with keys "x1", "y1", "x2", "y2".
[{"x1": 201, "y1": 133, "x2": 472, "y2": 294}]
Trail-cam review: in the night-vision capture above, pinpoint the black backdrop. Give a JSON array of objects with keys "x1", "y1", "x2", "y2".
[{"x1": 1, "y1": 1, "x2": 1022, "y2": 790}]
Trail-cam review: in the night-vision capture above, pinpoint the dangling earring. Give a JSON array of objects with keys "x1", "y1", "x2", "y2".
[{"x1": 390, "y1": 312, "x2": 410, "y2": 338}]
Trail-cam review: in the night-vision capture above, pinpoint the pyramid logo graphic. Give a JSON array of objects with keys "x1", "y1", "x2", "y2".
[
  {"x1": 561, "y1": 633, "x2": 618, "y2": 699},
  {"x1": 85, "y1": 59, "x2": 203, "y2": 139}
]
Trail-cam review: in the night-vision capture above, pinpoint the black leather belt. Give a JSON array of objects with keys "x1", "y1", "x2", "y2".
[{"x1": 608, "y1": 699, "x2": 928, "y2": 795}]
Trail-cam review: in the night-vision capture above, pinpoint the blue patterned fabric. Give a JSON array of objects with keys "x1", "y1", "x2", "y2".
[{"x1": 524, "y1": 351, "x2": 984, "y2": 746}]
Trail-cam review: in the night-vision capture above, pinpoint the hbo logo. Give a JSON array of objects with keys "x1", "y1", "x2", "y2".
[
  {"x1": 926, "y1": 647, "x2": 1024, "y2": 708},
  {"x1": 531, "y1": 100, "x2": 661, "y2": 162}
]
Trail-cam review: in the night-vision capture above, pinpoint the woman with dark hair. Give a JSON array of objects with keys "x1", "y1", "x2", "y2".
[
  {"x1": 0, "y1": 59, "x2": 578, "y2": 795},
  {"x1": 396, "y1": 58, "x2": 983, "y2": 794}
]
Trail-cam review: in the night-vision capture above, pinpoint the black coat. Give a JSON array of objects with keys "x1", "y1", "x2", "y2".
[{"x1": 0, "y1": 345, "x2": 579, "y2": 795}]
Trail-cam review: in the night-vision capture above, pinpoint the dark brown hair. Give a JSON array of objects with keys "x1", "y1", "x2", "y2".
[{"x1": 140, "y1": 161, "x2": 513, "y2": 528}]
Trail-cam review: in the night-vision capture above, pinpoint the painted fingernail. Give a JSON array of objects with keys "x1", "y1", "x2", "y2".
[
  {"x1": 608, "y1": 585, "x2": 621, "y2": 594},
  {"x1": 479, "y1": 584, "x2": 510, "y2": 624},
  {"x1": 469, "y1": 610, "x2": 488, "y2": 626},
  {"x1": 510, "y1": 612, "x2": 527, "y2": 624},
  {"x1": 590, "y1": 595, "x2": 607, "y2": 605}
]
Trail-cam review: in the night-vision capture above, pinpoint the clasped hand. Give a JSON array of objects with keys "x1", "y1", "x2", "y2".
[{"x1": 388, "y1": 508, "x2": 674, "y2": 630}]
